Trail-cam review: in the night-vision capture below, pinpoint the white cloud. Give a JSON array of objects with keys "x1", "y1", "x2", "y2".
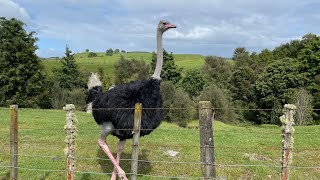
[
  {"x1": 14, "y1": 0, "x2": 320, "y2": 57},
  {"x1": 167, "y1": 26, "x2": 212, "y2": 40},
  {"x1": 0, "y1": 0, "x2": 30, "y2": 21}
]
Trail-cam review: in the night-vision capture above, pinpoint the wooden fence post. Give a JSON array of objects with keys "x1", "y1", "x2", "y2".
[
  {"x1": 281, "y1": 104, "x2": 296, "y2": 180},
  {"x1": 130, "y1": 103, "x2": 142, "y2": 180},
  {"x1": 10, "y1": 105, "x2": 18, "y2": 180},
  {"x1": 63, "y1": 104, "x2": 78, "y2": 180},
  {"x1": 199, "y1": 101, "x2": 216, "y2": 179}
]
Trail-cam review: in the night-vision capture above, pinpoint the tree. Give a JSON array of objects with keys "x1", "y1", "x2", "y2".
[
  {"x1": 293, "y1": 88, "x2": 313, "y2": 125},
  {"x1": 199, "y1": 85, "x2": 237, "y2": 123},
  {"x1": 232, "y1": 47, "x2": 254, "y2": 68},
  {"x1": 0, "y1": 17, "x2": 47, "y2": 107},
  {"x1": 255, "y1": 58, "x2": 308, "y2": 124},
  {"x1": 55, "y1": 46, "x2": 85, "y2": 90},
  {"x1": 151, "y1": 49, "x2": 181, "y2": 84},
  {"x1": 85, "y1": 49, "x2": 89, "y2": 53},
  {"x1": 88, "y1": 52, "x2": 97, "y2": 58},
  {"x1": 106, "y1": 48, "x2": 113, "y2": 56},
  {"x1": 202, "y1": 56, "x2": 232, "y2": 88},
  {"x1": 229, "y1": 66, "x2": 257, "y2": 103},
  {"x1": 181, "y1": 69, "x2": 207, "y2": 98},
  {"x1": 121, "y1": 50, "x2": 126, "y2": 53},
  {"x1": 114, "y1": 49, "x2": 120, "y2": 54},
  {"x1": 161, "y1": 81, "x2": 193, "y2": 127},
  {"x1": 114, "y1": 56, "x2": 150, "y2": 84}
]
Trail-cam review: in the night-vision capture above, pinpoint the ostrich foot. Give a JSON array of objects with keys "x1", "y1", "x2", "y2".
[
  {"x1": 98, "y1": 139, "x2": 128, "y2": 180},
  {"x1": 114, "y1": 169, "x2": 127, "y2": 180},
  {"x1": 111, "y1": 140, "x2": 126, "y2": 180}
]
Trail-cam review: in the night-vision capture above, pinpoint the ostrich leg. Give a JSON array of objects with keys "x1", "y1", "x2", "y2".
[
  {"x1": 111, "y1": 140, "x2": 126, "y2": 180},
  {"x1": 99, "y1": 123, "x2": 128, "y2": 180},
  {"x1": 98, "y1": 139, "x2": 128, "y2": 180}
]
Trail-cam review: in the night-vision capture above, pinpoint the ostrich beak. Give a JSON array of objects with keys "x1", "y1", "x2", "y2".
[{"x1": 165, "y1": 23, "x2": 177, "y2": 29}]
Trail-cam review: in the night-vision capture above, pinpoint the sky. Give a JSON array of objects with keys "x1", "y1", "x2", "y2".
[{"x1": 1, "y1": 0, "x2": 320, "y2": 58}]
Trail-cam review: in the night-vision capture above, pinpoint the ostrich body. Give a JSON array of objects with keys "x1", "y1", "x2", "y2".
[{"x1": 86, "y1": 20, "x2": 176, "y2": 180}]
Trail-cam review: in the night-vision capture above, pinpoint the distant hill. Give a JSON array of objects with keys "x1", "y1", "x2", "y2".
[{"x1": 41, "y1": 52, "x2": 206, "y2": 77}]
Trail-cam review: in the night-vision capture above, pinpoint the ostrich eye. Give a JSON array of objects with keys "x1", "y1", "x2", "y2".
[{"x1": 163, "y1": 22, "x2": 167, "y2": 25}]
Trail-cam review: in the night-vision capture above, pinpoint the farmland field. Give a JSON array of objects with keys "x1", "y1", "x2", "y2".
[{"x1": 0, "y1": 108, "x2": 319, "y2": 179}]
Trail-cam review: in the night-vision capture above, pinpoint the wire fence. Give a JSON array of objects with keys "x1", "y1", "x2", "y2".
[{"x1": 0, "y1": 106, "x2": 320, "y2": 179}]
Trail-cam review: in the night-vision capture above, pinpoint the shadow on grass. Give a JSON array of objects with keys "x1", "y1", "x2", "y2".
[
  {"x1": 0, "y1": 171, "x2": 9, "y2": 180},
  {"x1": 40, "y1": 172, "x2": 51, "y2": 180}
]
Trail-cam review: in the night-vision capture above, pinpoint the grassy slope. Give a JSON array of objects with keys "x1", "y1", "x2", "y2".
[
  {"x1": 41, "y1": 52, "x2": 205, "y2": 77},
  {"x1": 0, "y1": 108, "x2": 319, "y2": 179}
]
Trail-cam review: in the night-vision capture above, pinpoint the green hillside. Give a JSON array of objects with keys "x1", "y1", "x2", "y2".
[{"x1": 41, "y1": 52, "x2": 205, "y2": 77}]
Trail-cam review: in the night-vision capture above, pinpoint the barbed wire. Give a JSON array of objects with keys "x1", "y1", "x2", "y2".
[
  {"x1": 7, "y1": 127, "x2": 319, "y2": 135},
  {"x1": 1, "y1": 142, "x2": 319, "y2": 162},
  {"x1": 1, "y1": 107, "x2": 320, "y2": 111},
  {"x1": 1, "y1": 163, "x2": 319, "y2": 173}
]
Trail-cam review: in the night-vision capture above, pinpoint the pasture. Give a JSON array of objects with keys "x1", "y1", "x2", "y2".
[{"x1": 0, "y1": 107, "x2": 319, "y2": 179}]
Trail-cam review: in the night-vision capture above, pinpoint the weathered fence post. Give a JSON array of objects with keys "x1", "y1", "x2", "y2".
[
  {"x1": 130, "y1": 103, "x2": 142, "y2": 180},
  {"x1": 199, "y1": 101, "x2": 216, "y2": 179},
  {"x1": 63, "y1": 104, "x2": 78, "y2": 180},
  {"x1": 10, "y1": 105, "x2": 18, "y2": 180},
  {"x1": 281, "y1": 104, "x2": 296, "y2": 180}
]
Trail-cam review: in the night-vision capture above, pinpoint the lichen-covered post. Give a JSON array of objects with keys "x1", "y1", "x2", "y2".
[
  {"x1": 63, "y1": 104, "x2": 78, "y2": 180},
  {"x1": 199, "y1": 101, "x2": 216, "y2": 179},
  {"x1": 280, "y1": 104, "x2": 296, "y2": 180}
]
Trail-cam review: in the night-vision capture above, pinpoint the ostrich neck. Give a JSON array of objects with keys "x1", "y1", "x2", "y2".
[{"x1": 152, "y1": 30, "x2": 163, "y2": 80}]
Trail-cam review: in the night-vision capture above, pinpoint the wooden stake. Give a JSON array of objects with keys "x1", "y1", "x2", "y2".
[
  {"x1": 199, "y1": 101, "x2": 216, "y2": 179},
  {"x1": 10, "y1": 105, "x2": 18, "y2": 180},
  {"x1": 130, "y1": 103, "x2": 142, "y2": 180}
]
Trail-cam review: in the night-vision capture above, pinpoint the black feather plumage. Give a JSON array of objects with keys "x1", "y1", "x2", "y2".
[{"x1": 86, "y1": 78, "x2": 163, "y2": 141}]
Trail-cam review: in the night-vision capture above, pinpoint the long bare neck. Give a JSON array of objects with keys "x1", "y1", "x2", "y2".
[{"x1": 152, "y1": 30, "x2": 163, "y2": 79}]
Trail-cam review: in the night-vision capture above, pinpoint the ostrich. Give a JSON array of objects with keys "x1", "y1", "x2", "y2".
[{"x1": 86, "y1": 20, "x2": 176, "y2": 180}]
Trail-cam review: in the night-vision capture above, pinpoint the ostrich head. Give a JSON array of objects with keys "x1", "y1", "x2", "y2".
[
  {"x1": 157, "y1": 20, "x2": 176, "y2": 33},
  {"x1": 152, "y1": 20, "x2": 176, "y2": 80}
]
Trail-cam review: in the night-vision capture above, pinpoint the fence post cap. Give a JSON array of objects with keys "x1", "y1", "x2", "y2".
[
  {"x1": 284, "y1": 104, "x2": 296, "y2": 110},
  {"x1": 63, "y1": 104, "x2": 75, "y2": 111},
  {"x1": 199, "y1": 101, "x2": 211, "y2": 108},
  {"x1": 9, "y1": 105, "x2": 18, "y2": 110}
]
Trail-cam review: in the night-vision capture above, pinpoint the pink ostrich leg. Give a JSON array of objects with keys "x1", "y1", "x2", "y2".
[
  {"x1": 111, "y1": 140, "x2": 126, "y2": 180},
  {"x1": 98, "y1": 139, "x2": 128, "y2": 180}
]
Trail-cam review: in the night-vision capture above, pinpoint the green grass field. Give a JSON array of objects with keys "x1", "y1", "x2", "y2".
[
  {"x1": 0, "y1": 108, "x2": 319, "y2": 179},
  {"x1": 41, "y1": 52, "x2": 205, "y2": 77}
]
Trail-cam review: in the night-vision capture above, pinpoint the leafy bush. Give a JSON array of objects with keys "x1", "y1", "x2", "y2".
[
  {"x1": 88, "y1": 52, "x2": 97, "y2": 57},
  {"x1": 50, "y1": 82, "x2": 86, "y2": 110},
  {"x1": 67, "y1": 88, "x2": 86, "y2": 110},
  {"x1": 198, "y1": 85, "x2": 237, "y2": 123},
  {"x1": 114, "y1": 56, "x2": 150, "y2": 84},
  {"x1": 161, "y1": 81, "x2": 193, "y2": 127},
  {"x1": 106, "y1": 48, "x2": 113, "y2": 56},
  {"x1": 180, "y1": 69, "x2": 207, "y2": 98}
]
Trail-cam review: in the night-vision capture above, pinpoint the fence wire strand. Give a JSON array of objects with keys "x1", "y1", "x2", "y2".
[
  {"x1": 1, "y1": 107, "x2": 320, "y2": 111},
  {"x1": 1, "y1": 106, "x2": 320, "y2": 179}
]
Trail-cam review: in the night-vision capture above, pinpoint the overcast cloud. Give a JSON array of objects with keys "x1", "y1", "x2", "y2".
[{"x1": 1, "y1": 0, "x2": 320, "y2": 57}]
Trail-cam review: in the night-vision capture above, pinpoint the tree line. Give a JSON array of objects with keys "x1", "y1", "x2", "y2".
[{"x1": 1, "y1": 17, "x2": 319, "y2": 126}]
